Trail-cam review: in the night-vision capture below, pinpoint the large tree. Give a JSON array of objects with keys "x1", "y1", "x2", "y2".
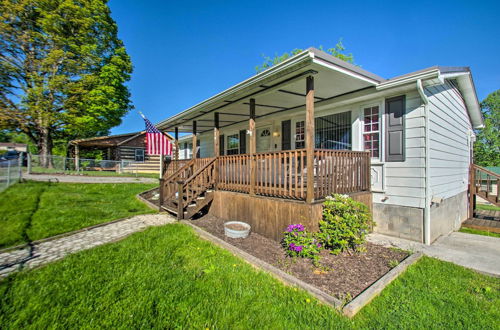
[
  {"x1": 255, "y1": 39, "x2": 354, "y2": 72},
  {"x1": 0, "y1": 0, "x2": 132, "y2": 167},
  {"x1": 474, "y1": 89, "x2": 500, "y2": 166}
]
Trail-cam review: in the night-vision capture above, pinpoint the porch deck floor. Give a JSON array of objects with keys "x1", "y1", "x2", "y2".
[{"x1": 462, "y1": 209, "x2": 500, "y2": 233}]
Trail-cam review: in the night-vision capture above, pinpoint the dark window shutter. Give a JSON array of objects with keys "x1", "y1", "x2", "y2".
[
  {"x1": 281, "y1": 120, "x2": 291, "y2": 150},
  {"x1": 385, "y1": 95, "x2": 405, "y2": 162},
  {"x1": 196, "y1": 139, "x2": 200, "y2": 158},
  {"x1": 239, "y1": 130, "x2": 246, "y2": 154},
  {"x1": 219, "y1": 135, "x2": 224, "y2": 156}
]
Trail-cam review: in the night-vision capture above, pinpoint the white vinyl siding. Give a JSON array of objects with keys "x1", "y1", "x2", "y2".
[
  {"x1": 426, "y1": 80, "x2": 472, "y2": 200},
  {"x1": 376, "y1": 91, "x2": 426, "y2": 208}
]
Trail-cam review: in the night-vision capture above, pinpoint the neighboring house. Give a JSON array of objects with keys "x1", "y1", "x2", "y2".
[
  {"x1": 70, "y1": 131, "x2": 173, "y2": 173},
  {"x1": 176, "y1": 134, "x2": 198, "y2": 159},
  {"x1": 157, "y1": 48, "x2": 483, "y2": 244}
]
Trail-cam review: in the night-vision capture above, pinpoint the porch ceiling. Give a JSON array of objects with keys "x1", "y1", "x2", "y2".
[{"x1": 157, "y1": 49, "x2": 382, "y2": 134}]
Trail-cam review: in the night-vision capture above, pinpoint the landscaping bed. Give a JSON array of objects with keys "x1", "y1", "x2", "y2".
[{"x1": 192, "y1": 214, "x2": 409, "y2": 300}]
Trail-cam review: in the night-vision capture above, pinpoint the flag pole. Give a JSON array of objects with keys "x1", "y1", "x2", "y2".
[{"x1": 138, "y1": 111, "x2": 167, "y2": 179}]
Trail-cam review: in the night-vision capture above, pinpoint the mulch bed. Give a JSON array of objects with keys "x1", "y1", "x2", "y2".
[
  {"x1": 140, "y1": 188, "x2": 160, "y2": 207},
  {"x1": 193, "y1": 214, "x2": 408, "y2": 300}
]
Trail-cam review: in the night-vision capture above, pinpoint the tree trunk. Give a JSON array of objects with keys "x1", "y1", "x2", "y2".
[{"x1": 38, "y1": 128, "x2": 54, "y2": 168}]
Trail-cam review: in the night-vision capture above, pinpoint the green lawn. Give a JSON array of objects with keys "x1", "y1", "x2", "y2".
[
  {"x1": 477, "y1": 203, "x2": 500, "y2": 212},
  {"x1": 0, "y1": 181, "x2": 156, "y2": 248},
  {"x1": 460, "y1": 227, "x2": 500, "y2": 238},
  {"x1": 1, "y1": 224, "x2": 498, "y2": 328}
]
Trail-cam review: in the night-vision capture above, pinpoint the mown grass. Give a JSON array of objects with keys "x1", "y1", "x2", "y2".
[
  {"x1": 0, "y1": 224, "x2": 498, "y2": 328},
  {"x1": 0, "y1": 181, "x2": 156, "y2": 248},
  {"x1": 459, "y1": 227, "x2": 500, "y2": 238},
  {"x1": 477, "y1": 203, "x2": 500, "y2": 212}
]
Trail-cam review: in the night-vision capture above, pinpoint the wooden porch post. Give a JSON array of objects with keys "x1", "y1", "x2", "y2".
[
  {"x1": 305, "y1": 76, "x2": 315, "y2": 203},
  {"x1": 469, "y1": 164, "x2": 475, "y2": 219},
  {"x1": 213, "y1": 113, "x2": 220, "y2": 156},
  {"x1": 174, "y1": 127, "x2": 179, "y2": 171},
  {"x1": 192, "y1": 121, "x2": 197, "y2": 159},
  {"x1": 214, "y1": 112, "x2": 220, "y2": 189},
  {"x1": 249, "y1": 99, "x2": 256, "y2": 196}
]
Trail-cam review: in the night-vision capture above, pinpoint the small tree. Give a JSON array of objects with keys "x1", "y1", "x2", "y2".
[
  {"x1": 255, "y1": 39, "x2": 354, "y2": 73},
  {"x1": 474, "y1": 90, "x2": 500, "y2": 166}
]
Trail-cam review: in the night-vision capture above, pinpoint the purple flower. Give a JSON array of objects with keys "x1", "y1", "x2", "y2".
[
  {"x1": 286, "y1": 224, "x2": 305, "y2": 233},
  {"x1": 289, "y1": 243, "x2": 296, "y2": 250},
  {"x1": 294, "y1": 245, "x2": 303, "y2": 252}
]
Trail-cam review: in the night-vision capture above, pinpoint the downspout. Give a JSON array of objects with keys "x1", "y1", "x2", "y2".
[{"x1": 417, "y1": 79, "x2": 431, "y2": 245}]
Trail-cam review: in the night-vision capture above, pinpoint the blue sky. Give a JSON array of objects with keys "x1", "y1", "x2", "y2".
[{"x1": 108, "y1": 0, "x2": 499, "y2": 135}]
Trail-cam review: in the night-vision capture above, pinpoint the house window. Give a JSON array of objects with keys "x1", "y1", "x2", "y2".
[
  {"x1": 363, "y1": 106, "x2": 380, "y2": 158},
  {"x1": 260, "y1": 129, "x2": 271, "y2": 137},
  {"x1": 135, "y1": 149, "x2": 145, "y2": 162},
  {"x1": 295, "y1": 121, "x2": 305, "y2": 149},
  {"x1": 315, "y1": 111, "x2": 352, "y2": 150},
  {"x1": 227, "y1": 134, "x2": 239, "y2": 155}
]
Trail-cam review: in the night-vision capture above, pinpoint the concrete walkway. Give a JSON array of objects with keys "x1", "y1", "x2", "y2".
[
  {"x1": 368, "y1": 232, "x2": 500, "y2": 277},
  {"x1": 24, "y1": 173, "x2": 157, "y2": 184},
  {"x1": 0, "y1": 214, "x2": 175, "y2": 278}
]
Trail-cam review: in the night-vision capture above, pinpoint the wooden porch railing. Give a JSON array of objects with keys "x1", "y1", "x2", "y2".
[
  {"x1": 469, "y1": 164, "x2": 500, "y2": 218},
  {"x1": 163, "y1": 149, "x2": 371, "y2": 204},
  {"x1": 178, "y1": 158, "x2": 217, "y2": 214},
  {"x1": 313, "y1": 150, "x2": 371, "y2": 199}
]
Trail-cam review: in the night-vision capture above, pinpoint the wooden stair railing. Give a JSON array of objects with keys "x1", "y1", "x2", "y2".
[
  {"x1": 160, "y1": 159, "x2": 196, "y2": 211},
  {"x1": 161, "y1": 158, "x2": 217, "y2": 219},
  {"x1": 470, "y1": 164, "x2": 499, "y2": 218}
]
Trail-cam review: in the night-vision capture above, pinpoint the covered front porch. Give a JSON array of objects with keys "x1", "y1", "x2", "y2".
[{"x1": 157, "y1": 49, "x2": 379, "y2": 235}]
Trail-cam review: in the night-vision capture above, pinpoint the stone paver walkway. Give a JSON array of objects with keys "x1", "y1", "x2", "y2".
[
  {"x1": 0, "y1": 214, "x2": 175, "y2": 278},
  {"x1": 24, "y1": 173, "x2": 157, "y2": 184},
  {"x1": 368, "y1": 232, "x2": 500, "y2": 277}
]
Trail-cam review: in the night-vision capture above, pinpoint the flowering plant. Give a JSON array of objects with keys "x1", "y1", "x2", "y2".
[
  {"x1": 282, "y1": 223, "x2": 322, "y2": 260},
  {"x1": 317, "y1": 194, "x2": 374, "y2": 255}
]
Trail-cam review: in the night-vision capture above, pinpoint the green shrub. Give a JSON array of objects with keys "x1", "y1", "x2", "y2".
[
  {"x1": 317, "y1": 194, "x2": 373, "y2": 254},
  {"x1": 282, "y1": 224, "x2": 322, "y2": 261}
]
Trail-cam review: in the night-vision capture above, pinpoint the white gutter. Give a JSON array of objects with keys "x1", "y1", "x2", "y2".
[
  {"x1": 377, "y1": 69, "x2": 440, "y2": 91},
  {"x1": 417, "y1": 79, "x2": 431, "y2": 245}
]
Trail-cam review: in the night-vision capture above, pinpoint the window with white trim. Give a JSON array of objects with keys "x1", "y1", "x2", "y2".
[
  {"x1": 363, "y1": 106, "x2": 380, "y2": 158},
  {"x1": 295, "y1": 121, "x2": 305, "y2": 149},
  {"x1": 135, "y1": 149, "x2": 145, "y2": 162},
  {"x1": 227, "y1": 134, "x2": 239, "y2": 155}
]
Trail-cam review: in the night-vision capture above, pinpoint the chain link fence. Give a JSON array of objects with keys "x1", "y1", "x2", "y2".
[
  {"x1": 0, "y1": 158, "x2": 22, "y2": 192},
  {"x1": 28, "y1": 154, "x2": 147, "y2": 177}
]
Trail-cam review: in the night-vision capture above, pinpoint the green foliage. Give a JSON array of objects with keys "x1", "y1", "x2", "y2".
[
  {"x1": 0, "y1": 0, "x2": 133, "y2": 163},
  {"x1": 474, "y1": 89, "x2": 500, "y2": 166},
  {"x1": 317, "y1": 194, "x2": 373, "y2": 254},
  {"x1": 282, "y1": 224, "x2": 322, "y2": 260},
  {"x1": 0, "y1": 181, "x2": 156, "y2": 248},
  {"x1": 255, "y1": 39, "x2": 354, "y2": 72}
]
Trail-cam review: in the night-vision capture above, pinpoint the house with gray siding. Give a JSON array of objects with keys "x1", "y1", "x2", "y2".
[{"x1": 158, "y1": 48, "x2": 483, "y2": 244}]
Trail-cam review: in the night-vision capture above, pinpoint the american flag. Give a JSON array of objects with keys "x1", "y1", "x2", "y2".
[{"x1": 141, "y1": 114, "x2": 172, "y2": 155}]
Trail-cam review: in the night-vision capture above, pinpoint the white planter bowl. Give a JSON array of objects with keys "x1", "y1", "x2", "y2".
[{"x1": 224, "y1": 221, "x2": 251, "y2": 238}]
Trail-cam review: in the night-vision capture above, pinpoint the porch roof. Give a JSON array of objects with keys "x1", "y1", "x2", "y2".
[
  {"x1": 156, "y1": 47, "x2": 483, "y2": 133},
  {"x1": 156, "y1": 48, "x2": 385, "y2": 133}
]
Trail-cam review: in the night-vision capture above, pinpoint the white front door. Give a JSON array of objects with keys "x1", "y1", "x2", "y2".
[{"x1": 256, "y1": 127, "x2": 271, "y2": 153}]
